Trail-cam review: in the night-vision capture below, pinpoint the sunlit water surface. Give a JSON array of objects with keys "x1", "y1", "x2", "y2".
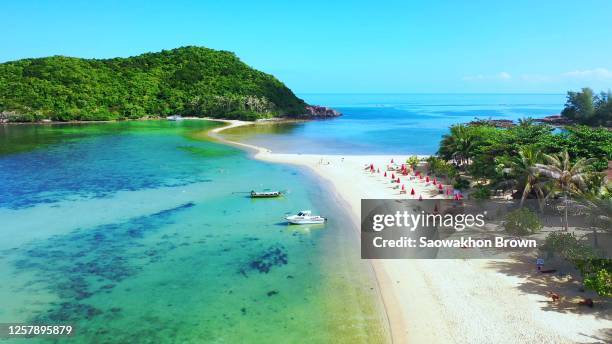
[{"x1": 222, "y1": 93, "x2": 565, "y2": 154}]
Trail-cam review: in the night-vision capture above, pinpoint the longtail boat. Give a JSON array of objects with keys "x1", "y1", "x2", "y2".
[{"x1": 250, "y1": 190, "x2": 282, "y2": 198}]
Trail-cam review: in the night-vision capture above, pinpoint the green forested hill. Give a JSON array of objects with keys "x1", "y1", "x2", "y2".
[{"x1": 0, "y1": 46, "x2": 308, "y2": 121}]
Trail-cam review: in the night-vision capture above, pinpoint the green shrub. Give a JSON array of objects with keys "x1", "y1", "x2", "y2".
[
  {"x1": 7, "y1": 113, "x2": 46, "y2": 122},
  {"x1": 406, "y1": 156, "x2": 420, "y2": 169},
  {"x1": 425, "y1": 156, "x2": 457, "y2": 178},
  {"x1": 540, "y1": 232, "x2": 611, "y2": 297},
  {"x1": 471, "y1": 185, "x2": 491, "y2": 200},
  {"x1": 541, "y1": 232, "x2": 593, "y2": 260},
  {"x1": 584, "y1": 266, "x2": 612, "y2": 297},
  {"x1": 503, "y1": 207, "x2": 542, "y2": 236},
  {"x1": 453, "y1": 178, "x2": 470, "y2": 190},
  {"x1": 225, "y1": 110, "x2": 270, "y2": 121}
]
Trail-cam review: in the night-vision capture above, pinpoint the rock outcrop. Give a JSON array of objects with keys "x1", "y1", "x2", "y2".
[
  {"x1": 468, "y1": 118, "x2": 515, "y2": 128},
  {"x1": 533, "y1": 115, "x2": 573, "y2": 126},
  {"x1": 302, "y1": 105, "x2": 342, "y2": 118}
]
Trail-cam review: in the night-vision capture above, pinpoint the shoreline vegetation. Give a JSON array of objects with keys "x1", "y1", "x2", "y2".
[
  {"x1": 0, "y1": 45, "x2": 609, "y2": 129},
  {"x1": 0, "y1": 46, "x2": 340, "y2": 123},
  {"x1": 210, "y1": 119, "x2": 611, "y2": 343},
  {"x1": 433, "y1": 114, "x2": 612, "y2": 303}
]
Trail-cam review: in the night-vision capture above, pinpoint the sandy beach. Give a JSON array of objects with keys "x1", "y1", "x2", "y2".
[{"x1": 210, "y1": 120, "x2": 612, "y2": 344}]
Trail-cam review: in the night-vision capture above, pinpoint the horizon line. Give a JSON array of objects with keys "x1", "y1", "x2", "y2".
[{"x1": 297, "y1": 92, "x2": 567, "y2": 95}]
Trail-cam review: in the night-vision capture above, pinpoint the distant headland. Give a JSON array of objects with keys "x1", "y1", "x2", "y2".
[{"x1": 0, "y1": 46, "x2": 341, "y2": 123}]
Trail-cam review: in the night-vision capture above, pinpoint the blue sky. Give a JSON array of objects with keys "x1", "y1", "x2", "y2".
[{"x1": 2, "y1": 0, "x2": 611, "y2": 93}]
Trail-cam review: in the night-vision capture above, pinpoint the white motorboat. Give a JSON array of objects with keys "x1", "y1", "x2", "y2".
[
  {"x1": 167, "y1": 115, "x2": 184, "y2": 121},
  {"x1": 285, "y1": 210, "x2": 326, "y2": 225}
]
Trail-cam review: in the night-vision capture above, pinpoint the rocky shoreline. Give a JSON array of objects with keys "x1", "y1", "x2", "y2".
[
  {"x1": 532, "y1": 114, "x2": 574, "y2": 126},
  {"x1": 1, "y1": 105, "x2": 342, "y2": 124},
  {"x1": 302, "y1": 105, "x2": 342, "y2": 118},
  {"x1": 467, "y1": 114, "x2": 587, "y2": 128}
]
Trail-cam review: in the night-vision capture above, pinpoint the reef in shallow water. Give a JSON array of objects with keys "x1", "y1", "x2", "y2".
[
  {"x1": 7, "y1": 202, "x2": 196, "y2": 324},
  {"x1": 240, "y1": 244, "x2": 288, "y2": 275}
]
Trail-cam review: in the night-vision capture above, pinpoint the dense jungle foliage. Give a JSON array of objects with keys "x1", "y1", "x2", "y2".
[{"x1": 0, "y1": 46, "x2": 307, "y2": 122}]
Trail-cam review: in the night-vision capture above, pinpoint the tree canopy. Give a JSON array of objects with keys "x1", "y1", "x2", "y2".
[
  {"x1": 0, "y1": 46, "x2": 308, "y2": 122},
  {"x1": 438, "y1": 122, "x2": 612, "y2": 179},
  {"x1": 561, "y1": 88, "x2": 612, "y2": 126}
]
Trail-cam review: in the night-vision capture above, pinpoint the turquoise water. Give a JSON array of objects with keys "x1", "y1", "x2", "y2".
[
  {"x1": 0, "y1": 121, "x2": 388, "y2": 343},
  {"x1": 222, "y1": 93, "x2": 565, "y2": 154}
]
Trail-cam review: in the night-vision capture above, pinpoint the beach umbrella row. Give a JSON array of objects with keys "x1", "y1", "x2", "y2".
[{"x1": 370, "y1": 159, "x2": 462, "y2": 201}]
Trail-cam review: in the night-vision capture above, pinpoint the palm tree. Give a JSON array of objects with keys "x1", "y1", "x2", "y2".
[
  {"x1": 439, "y1": 125, "x2": 474, "y2": 167},
  {"x1": 517, "y1": 117, "x2": 535, "y2": 127},
  {"x1": 499, "y1": 146, "x2": 544, "y2": 207},
  {"x1": 534, "y1": 150, "x2": 597, "y2": 230}
]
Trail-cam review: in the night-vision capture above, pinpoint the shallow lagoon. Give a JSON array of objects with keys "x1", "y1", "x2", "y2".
[{"x1": 0, "y1": 121, "x2": 388, "y2": 343}]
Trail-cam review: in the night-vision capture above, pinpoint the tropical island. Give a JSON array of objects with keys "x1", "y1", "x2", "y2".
[
  {"x1": 0, "y1": 46, "x2": 339, "y2": 123},
  {"x1": 3, "y1": 0, "x2": 612, "y2": 342}
]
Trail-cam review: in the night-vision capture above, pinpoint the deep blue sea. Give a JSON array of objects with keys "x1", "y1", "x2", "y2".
[{"x1": 223, "y1": 93, "x2": 565, "y2": 154}]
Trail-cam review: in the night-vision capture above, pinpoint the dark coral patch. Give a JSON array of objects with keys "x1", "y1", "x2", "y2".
[
  {"x1": 8, "y1": 202, "x2": 195, "y2": 325},
  {"x1": 240, "y1": 244, "x2": 288, "y2": 275}
]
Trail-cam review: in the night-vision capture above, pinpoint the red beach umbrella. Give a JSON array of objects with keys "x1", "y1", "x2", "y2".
[
  {"x1": 410, "y1": 188, "x2": 415, "y2": 196},
  {"x1": 384, "y1": 172, "x2": 387, "y2": 177},
  {"x1": 402, "y1": 184, "x2": 405, "y2": 191},
  {"x1": 397, "y1": 178, "x2": 400, "y2": 183},
  {"x1": 433, "y1": 180, "x2": 437, "y2": 185},
  {"x1": 391, "y1": 158, "x2": 394, "y2": 163},
  {"x1": 391, "y1": 173, "x2": 395, "y2": 179},
  {"x1": 438, "y1": 183, "x2": 443, "y2": 190},
  {"x1": 426, "y1": 176, "x2": 430, "y2": 183}
]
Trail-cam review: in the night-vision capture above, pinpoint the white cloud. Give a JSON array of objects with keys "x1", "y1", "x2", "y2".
[
  {"x1": 463, "y1": 68, "x2": 612, "y2": 84},
  {"x1": 498, "y1": 72, "x2": 512, "y2": 80},
  {"x1": 463, "y1": 72, "x2": 512, "y2": 81},
  {"x1": 561, "y1": 68, "x2": 612, "y2": 79}
]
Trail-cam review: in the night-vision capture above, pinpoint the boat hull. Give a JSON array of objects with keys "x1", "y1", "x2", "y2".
[
  {"x1": 285, "y1": 216, "x2": 325, "y2": 225},
  {"x1": 250, "y1": 191, "x2": 282, "y2": 198}
]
